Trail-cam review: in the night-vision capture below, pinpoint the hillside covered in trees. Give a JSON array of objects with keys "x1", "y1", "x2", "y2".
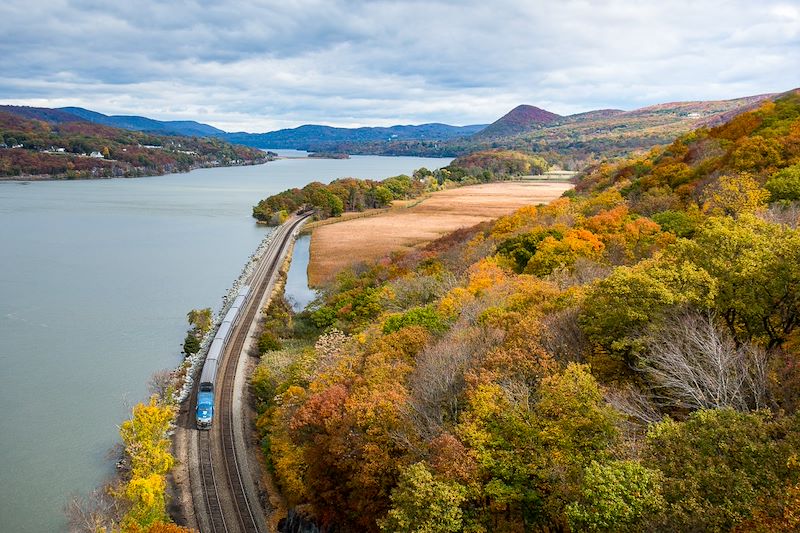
[
  {"x1": 472, "y1": 104, "x2": 561, "y2": 139},
  {"x1": 250, "y1": 90, "x2": 800, "y2": 531},
  {"x1": 0, "y1": 107, "x2": 271, "y2": 179}
]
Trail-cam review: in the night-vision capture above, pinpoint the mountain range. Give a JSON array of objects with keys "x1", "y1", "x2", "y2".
[
  {"x1": 1, "y1": 90, "x2": 788, "y2": 168},
  {"x1": 214, "y1": 93, "x2": 779, "y2": 160},
  {"x1": 222, "y1": 122, "x2": 486, "y2": 148},
  {"x1": 0, "y1": 105, "x2": 226, "y2": 137}
]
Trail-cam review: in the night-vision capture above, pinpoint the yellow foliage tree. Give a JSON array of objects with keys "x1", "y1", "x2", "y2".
[
  {"x1": 702, "y1": 174, "x2": 769, "y2": 217},
  {"x1": 120, "y1": 398, "x2": 175, "y2": 478},
  {"x1": 119, "y1": 398, "x2": 175, "y2": 529},
  {"x1": 124, "y1": 474, "x2": 168, "y2": 528},
  {"x1": 525, "y1": 228, "x2": 605, "y2": 276},
  {"x1": 465, "y1": 258, "x2": 507, "y2": 295},
  {"x1": 492, "y1": 205, "x2": 539, "y2": 237}
]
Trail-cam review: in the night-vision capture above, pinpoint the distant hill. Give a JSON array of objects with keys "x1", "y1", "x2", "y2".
[
  {"x1": 221, "y1": 122, "x2": 486, "y2": 149},
  {"x1": 0, "y1": 107, "x2": 270, "y2": 179},
  {"x1": 473, "y1": 104, "x2": 562, "y2": 138},
  {"x1": 235, "y1": 95, "x2": 778, "y2": 159},
  {"x1": 562, "y1": 109, "x2": 626, "y2": 122},
  {"x1": 58, "y1": 106, "x2": 225, "y2": 137},
  {"x1": 0, "y1": 105, "x2": 84, "y2": 124}
]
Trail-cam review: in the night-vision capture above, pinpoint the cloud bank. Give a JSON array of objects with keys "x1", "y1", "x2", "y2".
[{"x1": 0, "y1": 0, "x2": 798, "y2": 131}]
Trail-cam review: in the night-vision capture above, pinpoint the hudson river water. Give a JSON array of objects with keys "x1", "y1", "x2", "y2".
[{"x1": 0, "y1": 152, "x2": 449, "y2": 532}]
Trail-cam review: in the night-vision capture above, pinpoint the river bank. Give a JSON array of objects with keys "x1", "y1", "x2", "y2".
[
  {"x1": 170, "y1": 218, "x2": 299, "y2": 531},
  {"x1": 0, "y1": 154, "x2": 450, "y2": 532},
  {"x1": 0, "y1": 157, "x2": 272, "y2": 182}
]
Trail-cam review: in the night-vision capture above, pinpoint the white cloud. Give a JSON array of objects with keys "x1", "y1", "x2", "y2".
[{"x1": 0, "y1": 0, "x2": 797, "y2": 131}]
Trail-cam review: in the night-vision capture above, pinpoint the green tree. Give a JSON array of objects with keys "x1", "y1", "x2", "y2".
[
  {"x1": 579, "y1": 257, "x2": 715, "y2": 368},
  {"x1": 413, "y1": 167, "x2": 433, "y2": 180},
  {"x1": 182, "y1": 332, "x2": 200, "y2": 355},
  {"x1": 765, "y1": 163, "x2": 800, "y2": 202},
  {"x1": 374, "y1": 185, "x2": 394, "y2": 206},
  {"x1": 457, "y1": 383, "x2": 544, "y2": 527},
  {"x1": 257, "y1": 330, "x2": 282, "y2": 353},
  {"x1": 457, "y1": 364, "x2": 619, "y2": 530},
  {"x1": 651, "y1": 209, "x2": 700, "y2": 238},
  {"x1": 643, "y1": 409, "x2": 799, "y2": 532},
  {"x1": 379, "y1": 462, "x2": 467, "y2": 533},
  {"x1": 566, "y1": 460, "x2": 665, "y2": 532},
  {"x1": 535, "y1": 363, "x2": 620, "y2": 472},
  {"x1": 496, "y1": 229, "x2": 562, "y2": 273},
  {"x1": 676, "y1": 215, "x2": 800, "y2": 347},
  {"x1": 382, "y1": 305, "x2": 446, "y2": 334}
]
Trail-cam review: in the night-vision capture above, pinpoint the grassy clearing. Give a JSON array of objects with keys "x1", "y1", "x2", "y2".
[{"x1": 308, "y1": 181, "x2": 573, "y2": 286}]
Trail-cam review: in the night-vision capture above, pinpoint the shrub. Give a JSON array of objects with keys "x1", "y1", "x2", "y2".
[
  {"x1": 765, "y1": 164, "x2": 800, "y2": 202},
  {"x1": 651, "y1": 209, "x2": 698, "y2": 238},
  {"x1": 182, "y1": 332, "x2": 200, "y2": 355},
  {"x1": 257, "y1": 331, "x2": 282, "y2": 353},
  {"x1": 383, "y1": 305, "x2": 446, "y2": 334}
]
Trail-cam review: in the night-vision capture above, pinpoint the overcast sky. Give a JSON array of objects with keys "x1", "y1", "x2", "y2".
[{"x1": 0, "y1": 0, "x2": 798, "y2": 132}]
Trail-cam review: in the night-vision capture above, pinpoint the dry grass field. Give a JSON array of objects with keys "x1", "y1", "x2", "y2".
[{"x1": 307, "y1": 181, "x2": 573, "y2": 286}]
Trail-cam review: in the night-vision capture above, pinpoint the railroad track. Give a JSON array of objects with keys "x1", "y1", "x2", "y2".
[
  {"x1": 198, "y1": 430, "x2": 227, "y2": 532},
  {"x1": 195, "y1": 214, "x2": 310, "y2": 533}
]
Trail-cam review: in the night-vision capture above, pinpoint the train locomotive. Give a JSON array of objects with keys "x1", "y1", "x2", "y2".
[{"x1": 195, "y1": 285, "x2": 251, "y2": 429}]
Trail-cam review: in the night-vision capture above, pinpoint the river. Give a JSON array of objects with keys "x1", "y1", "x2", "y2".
[{"x1": 0, "y1": 152, "x2": 450, "y2": 532}]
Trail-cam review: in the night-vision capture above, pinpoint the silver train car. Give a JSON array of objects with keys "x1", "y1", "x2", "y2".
[{"x1": 195, "y1": 285, "x2": 251, "y2": 429}]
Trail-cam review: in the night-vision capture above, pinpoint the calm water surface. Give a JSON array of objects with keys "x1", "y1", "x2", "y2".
[
  {"x1": 0, "y1": 154, "x2": 449, "y2": 532},
  {"x1": 284, "y1": 235, "x2": 317, "y2": 312}
]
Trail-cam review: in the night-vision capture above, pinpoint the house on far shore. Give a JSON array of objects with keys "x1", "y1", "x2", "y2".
[{"x1": 90, "y1": 151, "x2": 104, "y2": 158}]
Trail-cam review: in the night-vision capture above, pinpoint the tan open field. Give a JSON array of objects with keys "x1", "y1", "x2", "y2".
[{"x1": 307, "y1": 181, "x2": 573, "y2": 286}]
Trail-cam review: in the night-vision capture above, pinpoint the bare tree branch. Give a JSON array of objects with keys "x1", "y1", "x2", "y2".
[
  {"x1": 605, "y1": 384, "x2": 662, "y2": 426},
  {"x1": 406, "y1": 321, "x2": 504, "y2": 438},
  {"x1": 148, "y1": 368, "x2": 174, "y2": 401},
  {"x1": 641, "y1": 309, "x2": 768, "y2": 411},
  {"x1": 64, "y1": 482, "x2": 126, "y2": 533},
  {"x1": 759, "y1": 201, "x2": 800, "y2": 229}
]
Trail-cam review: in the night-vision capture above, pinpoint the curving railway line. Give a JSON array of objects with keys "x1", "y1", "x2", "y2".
[{"x1": 188, "y1": 213, "x2": 311, "y2": 533}]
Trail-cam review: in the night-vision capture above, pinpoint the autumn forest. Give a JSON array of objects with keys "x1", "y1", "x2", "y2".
[{"x1": 248, "y1": 89, "x2": 800, "y2": 532}]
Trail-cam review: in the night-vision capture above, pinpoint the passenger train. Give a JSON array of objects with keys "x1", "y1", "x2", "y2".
[{"x1": 196, "y1": 285, "x2": 251, "y2": 429}]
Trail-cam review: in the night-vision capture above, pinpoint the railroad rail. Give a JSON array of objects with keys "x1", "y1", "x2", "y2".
[{"x1": 192, "y1": 213, "x2": 311, "y2": 533}]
